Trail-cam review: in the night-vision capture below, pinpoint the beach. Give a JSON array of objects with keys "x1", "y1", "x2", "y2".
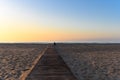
[
  {"x1": 57, "y1": 44, "x2": 120, "y2": 80},
  {"x1": 0, "y1": 44, "x2": 46, "y2": 80}
]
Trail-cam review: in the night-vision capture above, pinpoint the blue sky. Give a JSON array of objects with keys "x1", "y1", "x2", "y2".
[{"x1": 0, "y1": 0, "x2": 120, "y2": 42}]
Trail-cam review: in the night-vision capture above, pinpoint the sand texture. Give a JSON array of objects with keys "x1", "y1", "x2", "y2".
[
  {"x1": 0, "y1": 44, "x2": 46, "y2": 80},
  {"x1": 57, "y1": 44, "x2": 120, "y2": 80}
]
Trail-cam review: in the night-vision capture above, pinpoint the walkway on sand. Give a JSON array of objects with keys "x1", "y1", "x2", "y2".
[{"x1": 25, "y1": 46, "x2": 77, "y2": 80}]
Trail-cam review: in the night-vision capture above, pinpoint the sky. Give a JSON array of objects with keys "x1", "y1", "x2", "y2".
[{"x1": 0, "y1": 0, "x2": 120, "y2": 43}]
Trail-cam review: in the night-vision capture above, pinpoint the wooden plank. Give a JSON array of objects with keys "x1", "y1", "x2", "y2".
[{"x1": 25, "y1": 47, "x2": 77, "y2": 80}]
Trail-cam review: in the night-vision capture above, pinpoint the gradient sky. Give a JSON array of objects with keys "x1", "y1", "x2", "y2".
[{"x1": 0, "y1": 0, "x2": 120, "y2": 42}]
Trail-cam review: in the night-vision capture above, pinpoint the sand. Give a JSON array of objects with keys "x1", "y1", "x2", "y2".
[
  {"x1": 57, "y1": 44, "x2": 120, "y2": 80},
  {"x1": 1, "y1": 43, "x2": 120, "y2": 80},
  {"x1": 0, "y1": 44, "x2": 46, "y2": 80}
]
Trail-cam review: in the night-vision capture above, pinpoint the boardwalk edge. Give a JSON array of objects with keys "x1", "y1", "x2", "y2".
[{"x1": 19, "y1": 47, "x2": 48, "y2": 80}]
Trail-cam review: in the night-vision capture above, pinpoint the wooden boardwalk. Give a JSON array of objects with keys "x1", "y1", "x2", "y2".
[{"x1": 25, "y1": 46, "x2": 77, "y2": 80}]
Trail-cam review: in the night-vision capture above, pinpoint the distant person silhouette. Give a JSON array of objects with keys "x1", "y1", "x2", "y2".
[{"x1": 54, "y1": 42, "x2": 56, "y2": 46}]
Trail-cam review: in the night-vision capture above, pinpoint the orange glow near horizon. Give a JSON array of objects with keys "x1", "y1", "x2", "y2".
[
  {"x1": 0, "y1": 1, "x2": 120, "y2": 42},
  {"x1": 0, "y1": 24, "x2": 115, "y2": 42},
  {"x1": 0, "y1": 19, "x2": 118, "y2": 42}
]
